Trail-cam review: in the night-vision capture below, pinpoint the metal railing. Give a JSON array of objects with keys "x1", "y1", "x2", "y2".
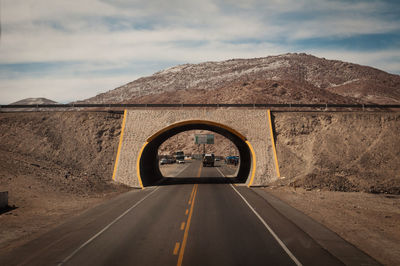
[{"x1": 1, "y1": 103, "x2": 400, "y2": 109}]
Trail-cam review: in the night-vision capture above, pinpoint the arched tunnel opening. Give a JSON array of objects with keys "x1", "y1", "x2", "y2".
[{"x1": 139, "y1": 121, "x2": 253, "y2": 186}]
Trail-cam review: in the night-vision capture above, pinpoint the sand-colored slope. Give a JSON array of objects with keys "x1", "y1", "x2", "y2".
[{"x1": 274, "y1": 112, "x2": 400, "y2": 193}]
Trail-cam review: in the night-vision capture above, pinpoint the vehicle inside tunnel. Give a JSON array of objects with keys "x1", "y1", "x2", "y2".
[{"x1": 138, "y1": 121, "x2": 253, "y2": 186}]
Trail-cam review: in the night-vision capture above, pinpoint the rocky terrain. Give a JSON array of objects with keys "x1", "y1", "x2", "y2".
[
  {"x1": 10, "y1": 98, "x2": 59, "y2": 105},
  {"x1": 0, "y1": 112, "x2": 124, "y2": 194},
  {"x1": 0, "y1": 112, "x2": 130, "y2": 255},
  {"x1": 273, "y1": 112, "x2": 400, "y2": 194},
  {"x1": 81, "y1": 53, "x2": 400, "y2": 105}
]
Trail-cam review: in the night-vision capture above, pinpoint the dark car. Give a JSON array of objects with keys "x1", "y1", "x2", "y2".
[
  {"x1": 160, "y1": 158, "x2": 168, "y2": 165},
  {"x1": 160, "y1": 158, "x2": 174, "y2": 165}
]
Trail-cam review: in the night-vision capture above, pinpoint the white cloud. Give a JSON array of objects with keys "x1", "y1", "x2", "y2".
[
  {"x1": 2, "y1": 0, "x2": 116, "y2": 24},
  {"x1": 0, "y1": 17, "x2": 271, "y2": 64},
  {"x1": 2, "y1": 0, "x2": 398, "y2": 65},
  {"x1": 288, "y1": 17, "x2": 399, "y2": 40}
]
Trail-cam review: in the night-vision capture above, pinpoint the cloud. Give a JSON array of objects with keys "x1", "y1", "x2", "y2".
[
  {"x1": 0, "y1": 0, "x2": 399, "y2": 104},
  {"x1": 2, "y1": 0, "x2": 116, "y2": 24}
]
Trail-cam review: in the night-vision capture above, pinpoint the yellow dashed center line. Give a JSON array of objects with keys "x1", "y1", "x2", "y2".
[
  {"x1": 175, "y1": 163, "x2": 202, "y2": 266},
  {"x1": 196, "y1": 163, "x2": 203, "y2": 179},
  {"x1": 173, "y1": 242, "x2": 180, "y2": 255},
  {"x1": 188, "y1": 185, "x2": 195, "y2": 204},
  {"x1": 177, "y1": 184, "x2": 198, "y2": 266}
]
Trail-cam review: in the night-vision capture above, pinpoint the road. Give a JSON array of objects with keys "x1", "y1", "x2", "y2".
[{"x1": 0, "y1": 160, "x2": 379, "y2": 266}]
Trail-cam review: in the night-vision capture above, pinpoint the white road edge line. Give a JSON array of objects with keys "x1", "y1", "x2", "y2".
[
  {"x1": 174, "y1": 163, "x2": 191, "y2": 177},
  {"x1": 58, "y1": 186, "x2": 161, "y2": 265},
  {"x1": 229, "y1": 184, "x2": 303, "y2": 266},
  {"x1": 216, "y1": 166, "x2": 226, "y2": 178},
  {"x1": 216, "y1": 164, "x2": 236, "y2": 178}
]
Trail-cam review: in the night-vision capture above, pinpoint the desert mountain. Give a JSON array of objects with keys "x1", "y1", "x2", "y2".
[
  {"x1": 10, "y1": 98, "x2": 58, "y2": 105},
  {"x1": 82, "y1": 53, "x2": 400, "y2": 104}
]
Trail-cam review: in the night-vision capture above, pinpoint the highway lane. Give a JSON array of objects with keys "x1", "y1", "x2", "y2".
[
  {"x1": 63, "y1": 160, "x2": 302, "y2": 266},
  {"x1": 0, "y1": 160, "x2": 378, "y2": 266},
  {"x1": 171, "y1": 162, "x2": 341, "y2": 266}
]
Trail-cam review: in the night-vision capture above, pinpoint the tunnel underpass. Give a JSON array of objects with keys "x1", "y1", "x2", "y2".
[{"x1": 138, "y1": 120, "x2": 254, "y2": 186}]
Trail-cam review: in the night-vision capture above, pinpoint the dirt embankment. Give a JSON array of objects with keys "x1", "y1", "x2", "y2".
[
  {"x1": 0, "y1": 111, "x2": 125, "y2": 194},
  {"x1": 0, "y1": 111, "x2": 130, "y2": 254},
  {"x1": 273, "y1": 112, "x2": 400, "y2": 194}
]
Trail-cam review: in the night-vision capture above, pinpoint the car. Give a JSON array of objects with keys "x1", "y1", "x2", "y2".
[
  {"x1": 177, "y1": 159, "x2": 185, "y2": 164},
  {"x1": 160, "y1": 158, "x2": 168, "y2": 165},
  {"x1": 226, "y1": 156, "x2": 239, "y2": 165}
]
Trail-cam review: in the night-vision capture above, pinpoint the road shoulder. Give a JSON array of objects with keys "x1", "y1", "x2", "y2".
[{"x1": 252, "y1": 188, "x2": 381, "y2": 266}]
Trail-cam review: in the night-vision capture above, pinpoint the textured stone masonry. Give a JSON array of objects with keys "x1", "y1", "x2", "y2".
[{"x1": 114, "y1": 108, "x2": 279, "y2": 187}]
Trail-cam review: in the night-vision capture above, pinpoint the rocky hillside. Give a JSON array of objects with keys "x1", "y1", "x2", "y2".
[
  {"x1": 10, "y1": 98, "x2": 58, "y2": 105},
  {"x1": 82, "y1": 53, "x2": 400, "y2": 104}
]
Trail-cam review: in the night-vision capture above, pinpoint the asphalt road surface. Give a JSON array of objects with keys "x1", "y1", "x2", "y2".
[{"x1": 1, "y1": 160, "x2": 379, "y2": 266}]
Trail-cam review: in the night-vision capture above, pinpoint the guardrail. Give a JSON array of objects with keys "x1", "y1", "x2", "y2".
[{"x1": 1, "y1": 103, "x2": 400, "y2": 109}]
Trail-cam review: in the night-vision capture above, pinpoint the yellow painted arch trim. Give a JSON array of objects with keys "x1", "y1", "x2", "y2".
[
  {"x1": 246, "y1": 140, "x2": 257, "y2": 187},
  {"x1": 136, "y1": 142, "x2": 147, "y2": 189},
  {"x1": 146, "y1": 120, "x2": 247, "y2": 142},
  {"x1": 267, "y1": 110, "x2": 281, "y2": 178}
]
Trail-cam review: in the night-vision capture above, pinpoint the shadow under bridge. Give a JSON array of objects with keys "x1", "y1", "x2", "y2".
[{"x1": 138, "y1": 120, "x2": 253, "y2": 186}]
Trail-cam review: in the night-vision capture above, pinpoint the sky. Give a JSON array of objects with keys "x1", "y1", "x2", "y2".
[{"x1": 1, "y1": 0, "x2": 399, "y2": 104}]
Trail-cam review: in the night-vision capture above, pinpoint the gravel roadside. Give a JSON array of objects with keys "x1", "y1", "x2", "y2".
[{"x1": 266, "y1": 186, "x2": 400, "y2": 265}]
